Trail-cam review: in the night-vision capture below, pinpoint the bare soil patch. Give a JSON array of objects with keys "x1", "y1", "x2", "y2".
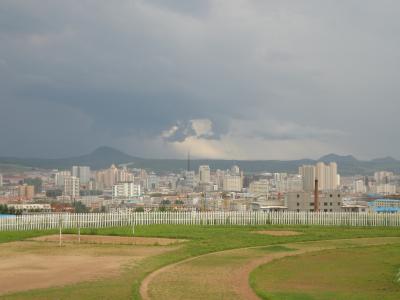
[
  {"x1": 0, "y1": 253, "x2": 129, "y2": 295},
  {"x1": 31, "y1": 234, "x2": 185, "y2": 245},
  {"x1": 0, "y1": 240, "x2": 180, "y2": 296},
  {"x1": 254, "y1": 230, "x2": 303, "y2": 236}
]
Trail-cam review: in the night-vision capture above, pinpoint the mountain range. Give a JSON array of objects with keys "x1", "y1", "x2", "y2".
[{"x1": 0, "y1": 146, "x2": 399, "y2": 176}]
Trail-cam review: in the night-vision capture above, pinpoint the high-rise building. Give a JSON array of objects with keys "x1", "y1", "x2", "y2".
[
  {"x1": 315, "y1": 162, "x2": 338, "y2": 191},
  {"x1": 184, "y1": 170, "x2": 196, "y2": 188},
  {"x1": 72, "y1": 166, "x2": 91, "y2": 184},
  {"x1": 299, "y1": 165, "x2": 315, "y2": 192},
  {"x1": 55, "y1": 171, "x2": 71, "y2": 187},
  {"x1": 146, "y1": 173, "x2": 159, "y2": 191},
  {"x1": 0, "y1": 173, "x2": 3, "y2": 187},
  {"x1": 112, "y1": 182, "x2": 141, "y2": 198},
  {"x1": 199, "y1": 165, "x2": 211, "y2": 184},
  {"x1": 117, "y1": 167, "x2": 134, "y2": 183},
  {"x1": 249, "y1": 179, "x2": 269, "y2": 194},
  {"x1": 223, "y1": 174, "x2": 243, "y2": 192},
  {"x1": 96, "y1": 164, "x2": 120, "y2": 188},
  {"x1": 230, "y1": 165, "x2": 240, "y2": 175},
  {"x1": 222, "y1": 166, "x2": 243, "y2": 192},
  {"x1": 18, "y1": 184, "x2": 35, "y2": 200},
  {"x1": 72, "y1": 166, "x2": 79, "y2": 178},
  {"x1": 354, "y1": 179, "x2": 366, "y2": 194},
  {"x1": 213, "y1": 169, "x2": 225, "y2": 190},
  {"x1": 64, "y1": 176, "x2": 80, "y2": 198},
  {"x1": 374, "y1": 171, "x2": 393, "y2": 184}
]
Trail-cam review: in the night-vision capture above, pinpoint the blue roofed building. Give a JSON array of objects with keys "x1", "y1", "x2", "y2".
[{"x1": 368, "y1": 199, "x2": 400, "y2": 213}]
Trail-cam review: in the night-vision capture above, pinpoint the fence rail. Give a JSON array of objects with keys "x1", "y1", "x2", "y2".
[{"x1": 1, "y1": 211, "x2": 400, "y2": 231}]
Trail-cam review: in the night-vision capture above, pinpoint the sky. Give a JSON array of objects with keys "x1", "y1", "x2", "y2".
[{"x1": 1, "y1": 0, "x2": 400, "y2": 160}]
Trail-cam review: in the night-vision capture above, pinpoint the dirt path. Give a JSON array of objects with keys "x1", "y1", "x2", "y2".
[
  {"x1": 140, "y1": 237, "x2": 400, "y2": 300},
  {"x1": 140, "y1": 248, "x2": 310, "y2": 300}
]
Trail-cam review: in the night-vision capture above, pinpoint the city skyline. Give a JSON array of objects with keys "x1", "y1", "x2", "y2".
[
  {"x1": 1, "y1": 2, "x2": 400, "y2": 299},
  {"x1": 1, "y1": 1, "x2": 400, "y2": 160}
]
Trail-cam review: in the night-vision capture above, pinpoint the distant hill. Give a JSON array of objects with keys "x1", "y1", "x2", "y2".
[
  {"x1": 0, "y1": 146, "x2": 142, "y2": 170},
  {"x1": 1, "y1": 147, "x2": 400, "y2": 176}
]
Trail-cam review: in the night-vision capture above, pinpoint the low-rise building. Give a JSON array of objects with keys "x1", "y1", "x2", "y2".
[
  {"x1": 286, "y1": 191, "x2": 343, "y2": 212},
  {"x1": 368, "y1": 199, "x2": 400, "y2": 213},
  {"x1": 7, "y1": 203, "x2": 51, "y2": 213}
]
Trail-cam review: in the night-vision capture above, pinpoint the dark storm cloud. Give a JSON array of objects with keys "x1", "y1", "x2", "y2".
[
  {"x1": 146, "y1": 0, "x2": 211, "y2": 17},
  {"x1": 1, "y1": 0, "x2": 400, "y2": 159}
]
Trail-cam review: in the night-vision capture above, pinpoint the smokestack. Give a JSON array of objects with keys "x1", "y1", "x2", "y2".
[{"x1": 314, "y1": 179, "x2": 319, "y2": 212}]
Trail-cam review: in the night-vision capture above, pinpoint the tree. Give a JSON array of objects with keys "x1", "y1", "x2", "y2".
[
  {"x1": 73, "y1": 201, "x2": 89, "y2": 213},
  {"x1": 46, "y1": 189, "x2": 62, "y2": 198},
  {"x1": 159, "y1": 206, "x2": 168, "y2": 212}
]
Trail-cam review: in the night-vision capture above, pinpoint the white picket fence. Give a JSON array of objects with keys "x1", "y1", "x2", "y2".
[{"x1": 1, "y1": 211, "x2": 400, "y2": 231}]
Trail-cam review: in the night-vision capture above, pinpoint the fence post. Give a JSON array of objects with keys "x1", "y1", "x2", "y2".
[{"x1": 59, "y1": 215, "x2": 62, "y2": 247}]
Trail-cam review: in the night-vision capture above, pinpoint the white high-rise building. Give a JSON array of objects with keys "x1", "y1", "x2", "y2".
[
  {"x1": 64, "y1": 176, "x2": 80, "y2": 198},
  {"x1": 231, "y1": 165, "x2": 240, "y2": 175},
  {"x1": 223, "y1": 174, "x2": 243, "y2": 192},
  {"x1": 146, "y1": 173, "x2": 159, "y2": 191},
  {"x1": 199, "y1": 165, "x2": 211, "y2": 184},
  {"x1": 374, "y1": 171, "x2": 393, "y2": 184},
  {"x1": 72, "y1": 166, "x2": 79, "y2": 178},
  {"x1": 299, "y1": 165, "x2": 315, "y2": 192},
  {"x1": 249, "y1": 179, "x2": 269, "y2": 194},
  {"x1": 184, "y1": 171, "x2": 196, "y2": 187},
  {"x1": 112, "y1": 182, "x2": 141, "y2": 198},
  {"x1": 0, "y1": 173, "x2": 3, "y2": 187},
  {"x1": 72, "y1": 166, "x2": 91, "y2": 184},
  {"x1": 354, "y1": 179, "x2": 366, "y2": 194},
  {"x1": 55, "y1": 171, "x2": 71, "y2": 187}
]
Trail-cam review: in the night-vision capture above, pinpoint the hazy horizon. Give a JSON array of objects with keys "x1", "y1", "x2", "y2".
[{"x1": 0, "y1": 145, "x2": 396, "y2": 162}]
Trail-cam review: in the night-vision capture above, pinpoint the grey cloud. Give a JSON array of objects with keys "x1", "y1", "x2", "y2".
[
  {"x1": 162, "y1": 119, "x2": 219, "y2": 143},
  {"x1": 146, "y1": 0, "x2": 211, "y2": 17},
  {"x1": 1, "y1": 1, "x2": 400, "y2": 159}
]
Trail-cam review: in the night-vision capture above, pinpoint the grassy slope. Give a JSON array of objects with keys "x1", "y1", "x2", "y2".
[
  {"x1": 0, "y1": 225, "x2": 400, "y2": 299},
  {"x1": 250, "y1": 244, "x2": 400, "y2": 300},
  {"x1": 0, "y1": 229, "x2": 57, "y2": 244}
]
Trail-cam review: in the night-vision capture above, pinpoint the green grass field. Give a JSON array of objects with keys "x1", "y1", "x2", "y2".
[
  {"x1": 0, "y1": 225, "x2": 399, "y2": 299},
  {"x1": 250, "y1": 244, "x2": 400, "y2": 300}
]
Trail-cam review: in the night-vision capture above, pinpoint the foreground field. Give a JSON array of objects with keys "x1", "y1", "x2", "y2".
[
  {"x1": 250, "y1": 243, "x2": 400, "y2": 300},
  {"x1": 144, "y1": 237, "x2": 400, "y2": 299},
  {"x1": 0, "y1": 225, "x2": 399, "y2": 299}
]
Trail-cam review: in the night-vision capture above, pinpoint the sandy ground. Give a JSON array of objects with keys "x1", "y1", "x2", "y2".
[
  {"x1": 31, "y1": 234, "x2": 185, "y2": 245},
  {"x1": 140, "y1": 237, "x2": 400, "y2": 300},
  {"x1": 0, "y1": 237, "x2": 180, "y2": 296},
  {"x1": 0, "y1": 253, "x2": 129, "y2": 295},
  {"x1": 254, "y1": 230, "x2": 303, "y2": 236}
]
